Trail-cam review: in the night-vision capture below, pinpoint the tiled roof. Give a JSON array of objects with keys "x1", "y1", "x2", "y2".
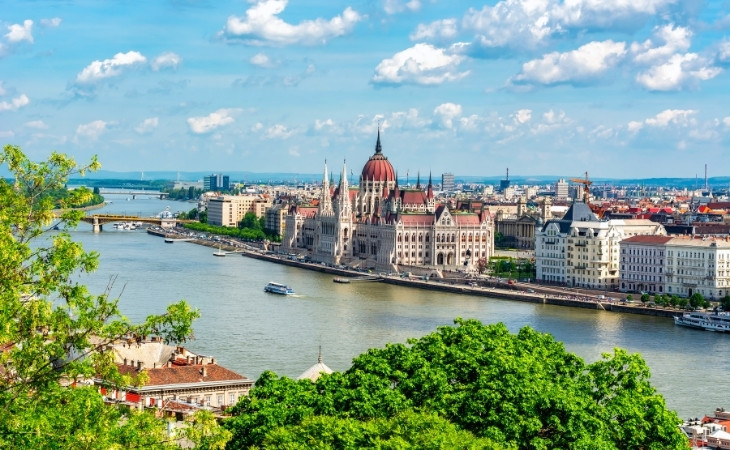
[
  {"x1": 399, "y1": 214, "x2": 435, "y2": 226},
  {"x1": 621, "y1": 235, "x2": 673, "y2": 244},
  {"x1": 117, "y1": 363, "x2": 249, "y2": 386},
  {"x1": 453, "y1": 214, "x2": 481, "y2": 226}
]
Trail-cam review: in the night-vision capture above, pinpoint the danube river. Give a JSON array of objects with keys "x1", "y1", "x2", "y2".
[{"x1": 69, "y1": 194, "x2": 728, "y2": 419}]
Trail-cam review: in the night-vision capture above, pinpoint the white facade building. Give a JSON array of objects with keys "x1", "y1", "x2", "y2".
[{"x1": 536, "y1": 202, "x2": 666, "y2": 289}]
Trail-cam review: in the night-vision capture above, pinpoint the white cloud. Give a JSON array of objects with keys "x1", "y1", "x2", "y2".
[
  {"x1": 288, "y1": 147, "x2": 301, "y2": 157},
  {"x1": 265, "y1": 123, "x2": 294, "y2": 139},
  {"x1": 635, "y1": 53, "x2": 721, "y2": 91},
  {"x1": 513, "y1": 40, "x2": 626, "y2": 85},
  {"x1": 631, "y1": 24, "x2": 721, "y2": 91},
  {"x1": 187, "y1": 109, "x2": 240, "y2": 134},
  {"x1": 150, "y1": 52, "x2": 181, "y2": 71},
  {"x1": 513, "y1": 109, "x2": 532, "y2": 124},
  {"x1": 76, "y1": 51, "x2": 147, "y2": 84},
  {"x1": 314, "y1": 118, "x2": 335, "y2": 130},
  {"x1": 5, "y1": 20, "x2": 33, "y2": 43},
  {"x1": 40, "y1": 18, "x2": 62, "y2": 28},
  {"x1": 24, "y1": 120, "x2": 48, "y2": 129},
  {"x1": 631, "y1": 24, "x2": 691, "y2": 65},
  {"x1": 410, "y1": 19, "x2": 459, "y2": 42},
  {"x1": 0, "y1": 82, "x2": 5, "y2": 95},
  {"x1": 75, "y1": 120, "x2": 109, "y2": 141},
  {"x1": 718, "y1": 40, "x2": 730, "y2": 64},
  {"x1": 723, "y1": 117, "x2": 730, "y2": 127},
  {"x1": 223, "y1": 0, "x2": 363, "y2": 45},
  {"x1": 0, "y1": 94, "x2": 30, "y2": 111},
  {"x1": 645, "y1": 109, "x2": 697, "y2": 127},
  {"x1": 0, "y1": 130, "x2": 15, "y2": 138},
  {"x1": 433, "y1": 103, "x2": 462, "y2": 129},
  {"x1": 250, "y1": 52, "x2": 277, "y2": 68},
  {"x1": 628, "y1": 109, "x2": 697, "y2": 132},
  {"x1": 384, "y1": 0, "x2": 421, "y2": 15},
  {"x1": 135, "y1": 117, "x2": 159, "y2": 134},
  {"x1": 462, "y1": 0, "x2": 676, "y2": 54},
  {"x1": 372, "y1": 43, "x2": 469, "y2": 86}
]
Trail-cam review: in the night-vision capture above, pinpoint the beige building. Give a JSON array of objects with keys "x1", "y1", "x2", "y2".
[
  {"x1": 208, "y1": 194, "x2": 272, "y2": 227},
  {"x1": 265, "y1": 204, "x2": 287, "y2": 237},
  {"x1": 536, "y1": 201, "x2": 666, "y2": 289},
  {"x1": 620, "y1": 235, "x2": 730, "y2": 299}
]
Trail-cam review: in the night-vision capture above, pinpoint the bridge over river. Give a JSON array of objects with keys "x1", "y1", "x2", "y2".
[
  {"x1": 99, "y1": 189, "x2": 167, "y2": 199},
  {"x1": 80, "y1": 214, "x2": 176, "y2": 232}
]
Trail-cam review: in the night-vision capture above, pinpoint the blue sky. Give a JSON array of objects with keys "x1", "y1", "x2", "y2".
[{"x1": 1, "y1": 0, "x2": 729, "y2": 178}]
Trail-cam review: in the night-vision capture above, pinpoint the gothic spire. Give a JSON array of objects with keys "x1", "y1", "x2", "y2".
[
  {"x1": 416, "y1": 171, "x2": 421, "y2": 190},
  {"x1": 375, "y1": 127, "x2": 382, "y2": 154}
]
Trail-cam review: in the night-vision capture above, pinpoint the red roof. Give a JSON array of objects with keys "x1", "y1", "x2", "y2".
[
  {"x1": 454, "y1": 214, "x2": 481, "y2": 226},
  {"x1": 399, "y1": 214, "x2": 435, "y2": 226},
  {"x1": 401, "y1": 190, "x2": 427, "y2": 205},
  {"x1": 117, "y1": 363, "x2": 249, "y2": 386},
  {"x1": 621, "y1": 235, "x2": 673, "y2": 244}
]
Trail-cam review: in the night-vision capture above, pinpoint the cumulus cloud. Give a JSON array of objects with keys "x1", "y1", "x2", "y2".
[
  {"x1": 433, "y1": 103, "x2": 462, "y2": 129},
  {"x1": 0, "y1": 94, "x2": 29, "y2": 111},
  {"x1": 265, "y1": 123, "x2": 294, "y2": 139},
  {"x1": 135, "y1": 117, "x2": 159, "y2": 134},
  {"x1": 5, "y1": 20, "x2": 33, "y2": 43},
  {"x1": 462, "y1": 0, "x2": 675, "y2": 55},
  {"x1": 314, "y1": 118, "x2": 335, "y2": 131},
  {"x1": 187, "y1": 108, "x2": 240, "y2": 134},
  {"x1": 76, "y1": 51, "x2": 147, "y2": 84},
  {"x1": 410, "y1": 19, "x2": 459, "y2": 42},
  {"x1": 628, "y1": 109, "x2": 697, "y2": 132},
  {"x1": 513, "y1": 109, "x2": 532, "y2": 124},
  {"x1": 150, "y1": 52, "x2": 181, "y2": 71},
  {"x1": 250, "y1": 52, "x2": 277, "y2": 68},
  {"x1": 372, "y1": 43, "x2": 469, "y2": 86},
  {"x1": 513, "y1": 40, "x2": 626, "y2": 85},
  {"x1": 384, "y1": 0, "x2": 421, "y2": 15},
  {"x1": 75, "y1": 120, "x2": 109, "y2": 141},
  {"x1": 635, "y1": 53, "x2": 720, "y2": 91},
  {"x1": 631, "y1": 25, "x2": 721, "y2": 91},
  {"x1": 40, "y1": 18, "x2": 62, "y2": 28},
  {"x1": 223, "y1": 0, "x2": 363, "y2": 45}
]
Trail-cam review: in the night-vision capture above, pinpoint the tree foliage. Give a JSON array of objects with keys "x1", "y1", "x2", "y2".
[
  {"x1": 0, "y1": 145, "x2": 224, "y2": 447},
  {"x1": 224, "y1": 319, "x2": 685, "y2": 449}
]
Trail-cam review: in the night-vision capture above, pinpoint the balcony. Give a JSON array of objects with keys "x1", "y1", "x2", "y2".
[
  {"x1": 575, "y1": 242, "x2": 587, "y2": 247},
  {"x1": 575, "y1": 264, "x2": 588, "y2": 270}
]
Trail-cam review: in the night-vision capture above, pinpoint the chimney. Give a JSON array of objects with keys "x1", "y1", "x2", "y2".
[
  {"x1": 124, "y1": 358, "x2": 128, "y2": 366},
  {"x1": 153, "y1": 362, "x2": 157, "y2": 369},
  {"x1": 137, "y1": 361, "x2": 143, "y2": 371},
  {"x1": 211, "y1": 358, "x2": 216, "y2": 365},
  {"x1": 166, "y1": 361, "x2": 171, "y2": 368},
  {"x1": 201, "y1": 366, "x2": 207, "y2": 377}
]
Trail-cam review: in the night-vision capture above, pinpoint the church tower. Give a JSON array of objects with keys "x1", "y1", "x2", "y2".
[{"x1": 335, "y1": 160, "x2": 353, "y2": 262}]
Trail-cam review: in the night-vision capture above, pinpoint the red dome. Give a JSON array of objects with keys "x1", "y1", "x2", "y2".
[
  {"x1": 361, "y1": 153, "x2": 395, "y2": 182},
  {"x1": 360, "y1": 130, "x2": 395, "y2": 182}
]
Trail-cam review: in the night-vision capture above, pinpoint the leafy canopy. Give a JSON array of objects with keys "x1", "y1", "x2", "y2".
[
  {"x1": 225, "y1": 318, "x2": 685, "y2": 449},
  {"x1": 0, "y1": 145, "x2": 227, "y2": 448}
]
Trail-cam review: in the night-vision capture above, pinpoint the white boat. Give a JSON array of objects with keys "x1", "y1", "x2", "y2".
[
  {"x1": 264, "y1": 282, "x2": 295, "y2": 295},
  {"x1": 674, "y1": 311, "x2": 730, "y2": 332},
  {"x1": 213, "y1": 245, "x2": 226, "y2": 257}
]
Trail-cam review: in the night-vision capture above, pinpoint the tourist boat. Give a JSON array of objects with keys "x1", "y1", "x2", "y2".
[
  {"x1": 674, "y1": 311, "x2": 730, "y2": 332},
  {"x1": 333, "y1": 278, "x2": 350, "y2": 284},
  {"x1": 213, "y1": 246, "x2": 226, "y2": 257},
  {"x1": 264, "y1": 282, "x2": 295, "y2": 295}
]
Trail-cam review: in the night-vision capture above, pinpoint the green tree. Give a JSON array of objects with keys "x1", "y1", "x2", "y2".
[
  {"x1": 239, "y1": 212, "x2": 261, "y2": 231},
  {"x1": 689, "y1": 292, "x2": 705, "y2": 309},
  {"x1": 721, "y1": 295, "x2": 730, "y2": 311},
  {"x1": 641, "y1": 293, "x2": 651, "y2": 304},
  {"x1": 225, "y1": 319, "x2": 685, "y2": 449},
  {"x1": 626, "y1": 294, "x2": 633, "y2": 302},
  {"x1": 670, "y1": 294, "x2": 679, "y2": 307},
  {"x1": 0, "y1": 145, "x2": 226, "y2": 448}
]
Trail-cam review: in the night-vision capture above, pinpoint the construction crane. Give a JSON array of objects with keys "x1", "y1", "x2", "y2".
[{"x1": 569, "y1": 171, "x2": 593, "y2": 203}]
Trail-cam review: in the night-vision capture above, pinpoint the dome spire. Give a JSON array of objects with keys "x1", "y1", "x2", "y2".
[{"x1": 375, "y1": 127, "x2": 382, "y2": 154}]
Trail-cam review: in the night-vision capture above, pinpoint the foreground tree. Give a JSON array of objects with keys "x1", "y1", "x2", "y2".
[
  {"x1": 0, "y1": 145, "x2": 227, "y2": 447},
  {"x1": 225, "y1": 319, "x2": 685, "y2": 449}
]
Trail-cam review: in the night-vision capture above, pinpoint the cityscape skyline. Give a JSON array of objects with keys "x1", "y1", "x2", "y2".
[{"x1": 2, "y1": 1, "x2": 730, "y2": 177}]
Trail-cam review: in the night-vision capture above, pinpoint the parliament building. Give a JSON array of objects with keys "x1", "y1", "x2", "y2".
[{"x1": 282, "y1": 132, "x2": 494, "y2": 274}]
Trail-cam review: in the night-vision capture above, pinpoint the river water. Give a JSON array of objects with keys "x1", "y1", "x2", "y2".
[{"x1": 68, "y1": 194, "x2": 728, "y2": 419}]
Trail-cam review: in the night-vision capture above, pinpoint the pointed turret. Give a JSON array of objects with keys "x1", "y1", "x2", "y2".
[
  {"x1": 375, "y1": 127, "x2": 382, "y2": 154},
  {"x1": 427, "y1": 172, "x2": 434, "y2": 199},
  {"x1": 416, "y1": 171, "x2": 421, "y2": 190},
  {"x1": 319, "y1": 160, "x2": 333, "y2": 215}
]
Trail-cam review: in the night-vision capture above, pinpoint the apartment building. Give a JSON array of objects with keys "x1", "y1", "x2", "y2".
[{"x1": 207, "y1": 194, "x2": 272, "y2": 227}]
